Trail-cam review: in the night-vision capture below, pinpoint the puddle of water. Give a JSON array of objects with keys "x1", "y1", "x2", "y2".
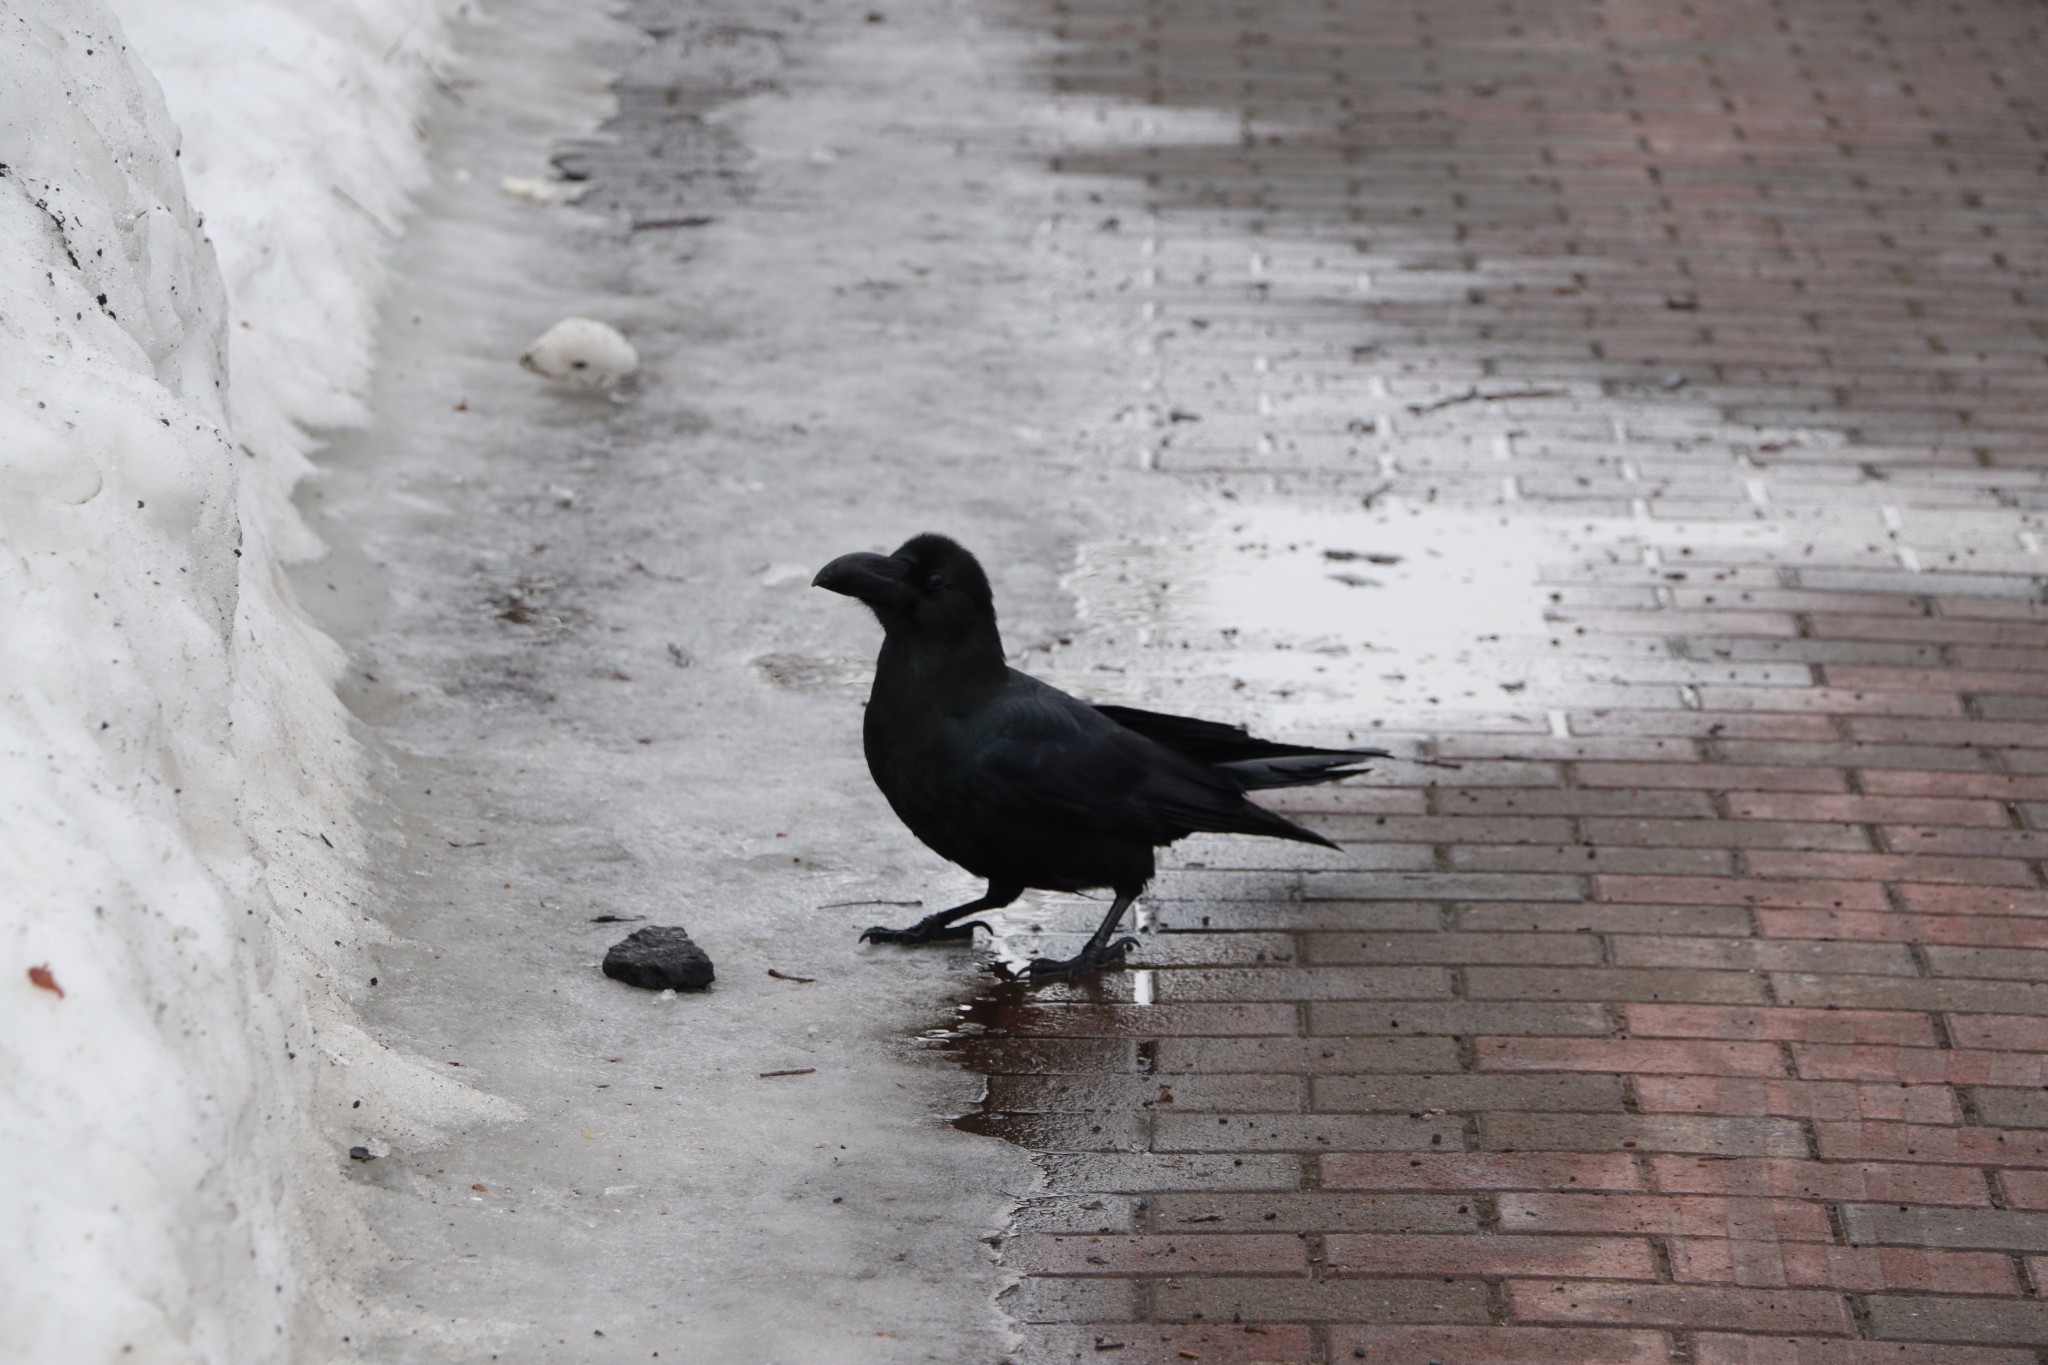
[{"x1": 1066, "y1": 498, "x2": 1789, "y2": 725}]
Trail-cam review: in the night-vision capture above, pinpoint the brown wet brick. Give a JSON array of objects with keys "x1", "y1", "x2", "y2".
[
  {"x1": 1666, "y1": 1239, "x2": 2020, "y2": 1296},
  {"x1": 1482, "y1": 1112, "x2": 1811, "y2": 1158},
  {"x1": 1947, "y1": 1015, "x2": 2048, "y2": 1051},
  {"x1": 1324, "y1": 1152, "x2": 1643, "y2": 1194},
  {"x1": 1506, "y1": 1281, "x2": 1853, "y2": 1334},
  {"x1": 1149, "y1": 1191, "x2": 1479, "y2": 1234},
  {"x1": 1841, "y1": 1204, "x2": 2048, "y2": 1254},
  {"x1": 1146, "y1": 900, "x2": 1440, "y2": 933},
  {"x1": 974, "y1": 0, "x2": 2048, "y2": 1352},
  {"x1": 1743, "y1": 850, "x2": 2038, "y2": 887},
  {"x1": 1574, "y1": 763, "x2": 1850, "y2": 793},
  {"x1": 1325, "y1": 1233, "x2": 1655, "y2": 1281},
  {"x1": 1153, "y1": 966, "x2": 1452, "y2": 1003},
  {"x1": 1334, "y1": 1324, "x2": 1674, "y2": 1364},
  {"x1": 1478, "y1": 1037, "x2": 1788, "y2": 1077},
  {"x1": 1896, "y1": 885, "x2": 2048, "y2": 917},
  {"x1": 1608, "y1": 936, "x2": 1917, "y2": 975},
  {"x1": 1774, "y1": 974, "x2": 2048, "y2": 1016},
  {"x1": 1433, "y1": 788, "x2": 1716, "y2": 817},
  {"x1": 1258, "y1": 787, "x2": 1427, "y2": 816},
  {"x1": 1579, "y1": 817, "x2": 1874, "y2": 852},
  {"x1": 1152, "y1": 1276, "x2": 1492, "y2": 1326},
  {"x1": 1595, "y1": 875, "x2": 1889, "y2": 910},
  {"x1": 1692, "y1": 685, "x2": 1963, "y2": 718},
  {"x1": 1622, "y1": 1003, "x2": 1939, "y2": 1047},
  {"x1": 1633, "y1": 1077, "x2": 1959, "y2": 1125},
  {"x1": 1154, "y1": 1112, "x2": 1458, "y2": 1154},
  {"x1": 1865, "y1": 1295, "x2": 2048, "y2": 1347},
  {"x1": 1151, "y1": 1035, "x2": 1459, "y2": 1076},
  {"x1": 1852, "y1": 718, "x2": 2048, "y2": 750},
  {"x1": 1308, "y1": 1001, "x2": 1612, "y2": 1037},
  {"x1": 1941, "y1": 1088, "x2": 2048, "y2": 1129},
  {"x1": 1861, "y1": 771, "x2": 2048, "y2": 802},
  {"x1": 1792, "y1": 1045, "x2": 2048, "y2": 1088},
  {"x1": 1570, "y1": 712, "x2": 1838, "y2": 743},
  {"x1": 1464, "y1": 966, "x2": 1773, "y2": 1005},
  {"x1": 1303, "y1": 931, "x2": 1603, "y2": 966},
  {"x1": 1457, "y1": 901, "x2": 1754, "y2": 935},
  {"x1": 1923, "y1": 945, "x2": 2048, "y2": 982},
  {"x1": 1756, "y1": 910, "x2": 2048, "y2": 950},
  {"x1": 1449, "y1": 843, "x2": 1737, "y2": 876},
  {"x1": 1497, "y1": 1193, "x2": 1831, "y2": 1242},
  {"x1": 1646, "y1": 1157, "x2": 1992, "y2": 1208},
  {"x1": 1038, "y1": 1153, "x2": 1301, "y2": 1194},
  {"x1": 1312, "y1": 1072, "x2": 1625, "y2": 1114},
  {"x1": 1305, "y1": 814, "x2": 1576, "y2": 844},
  {"x1": 1814, "y1": 1122, "x2": 2048, "y2": 1167},
  {"x1": 2004, "y1": 1173, "x2": 2048, "y2": 1210},
  {"x1": 1725, "y1": 792, "x2": 2013, "y2": 827},
  {"x1": 1825, "y1": 666, "x2": 2048, "y2": 696},
  {"x1": 1298, "y1": 870, "x2": 1587, "y2": 902},
  {"x1": 1690, "y1": 1338, "x2": 2036, "y2": 1365}
]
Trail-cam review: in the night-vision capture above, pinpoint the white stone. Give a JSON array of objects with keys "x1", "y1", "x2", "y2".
[{"x1": 519, "y1": 316, "x2": 640, "y2": 389}]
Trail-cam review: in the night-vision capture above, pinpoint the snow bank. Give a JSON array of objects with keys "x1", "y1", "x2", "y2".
[{"x1": 0, "y1": 0, "x2": 482, "y2": 1357}]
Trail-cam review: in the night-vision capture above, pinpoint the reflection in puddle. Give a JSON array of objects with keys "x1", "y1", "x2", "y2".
[
  {"x1": 1067, "y1": 501, "x2": 1555, "y2": 723},
  {"x1": 1064, "y1": 498, "x2": 1787, "y2": 726}
]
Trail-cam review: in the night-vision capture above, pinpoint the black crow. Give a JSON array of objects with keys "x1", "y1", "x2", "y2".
[{"x1": 813, "y1": 533, "x2": 1388, "y2": 981}]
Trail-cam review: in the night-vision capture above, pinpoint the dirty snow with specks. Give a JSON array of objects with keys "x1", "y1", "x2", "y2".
[{"x1": 1, "y1": 0, "x2": 494, "y2": 1357}]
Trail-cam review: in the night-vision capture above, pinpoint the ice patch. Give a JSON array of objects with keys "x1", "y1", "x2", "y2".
[{"x1": 1065, "y1": 499, "x2": 1787, "y2": 726}]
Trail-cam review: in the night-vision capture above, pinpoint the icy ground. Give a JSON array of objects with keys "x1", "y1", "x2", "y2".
[{"x1": 289, "y1": 0, "x2": 1180, "y2": 1359}]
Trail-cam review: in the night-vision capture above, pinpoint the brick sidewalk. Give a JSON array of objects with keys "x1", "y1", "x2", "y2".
[{"x1": 964, "y1": 0, "x2": 2048, "y2": 1360}]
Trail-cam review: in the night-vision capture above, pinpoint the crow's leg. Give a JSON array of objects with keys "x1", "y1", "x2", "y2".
[
  {"x1": 1020, "y1": 889, "x2": 1142, "y2": 983},
  {"x1": 858, "y1": 882, "x2": 1023, "y2": 946}
]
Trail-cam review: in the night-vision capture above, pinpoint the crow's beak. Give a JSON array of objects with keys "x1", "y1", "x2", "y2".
[{"x1": 813, "y1": 551, "x2": 904, "y2": 602}]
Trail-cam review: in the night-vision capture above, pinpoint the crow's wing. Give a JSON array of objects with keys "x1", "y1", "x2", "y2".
[
  {"x1": 975, "y1": 686, "x2": 1334, "y2": 848},
  {"x1": 1093, "y1": 702, "x2": 1390, "y2": 790}
]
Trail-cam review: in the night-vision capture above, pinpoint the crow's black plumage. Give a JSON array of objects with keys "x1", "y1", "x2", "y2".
[{"x1": 813, "y1": 533, "x2": 1389, "y2": 980}]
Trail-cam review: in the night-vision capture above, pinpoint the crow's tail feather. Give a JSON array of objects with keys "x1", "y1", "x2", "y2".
[
  {"x1": 1218, "y1": 752, "x2": 1381, "y2": 791},
  {"x1": 1095, "y1": 703, "x2": 1389, "y2": 789}
]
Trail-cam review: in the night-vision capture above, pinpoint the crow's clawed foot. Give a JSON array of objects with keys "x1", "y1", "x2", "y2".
[
  {"x1": 859, "y1": 919, "x2": 992, "y2": 946},
  {"x1": 1019, "y1": 935, "x2": 1140, "y2": 984}
]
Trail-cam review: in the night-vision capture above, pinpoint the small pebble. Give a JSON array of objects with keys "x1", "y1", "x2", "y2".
[{"x1": 604, "y1": 925, "x2": 715, "y2": 991}]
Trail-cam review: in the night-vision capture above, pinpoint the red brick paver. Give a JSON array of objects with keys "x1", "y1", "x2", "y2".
[{"x1": 967, "y1": 0, "x2": 2048, "y2": 1359}]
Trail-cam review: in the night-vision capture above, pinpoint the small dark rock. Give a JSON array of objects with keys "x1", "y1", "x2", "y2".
[
  {"x1": 603, "y1": 925, "x2": 714, "y2": 991},
  {"x1": 348, "y1": 1146, "x2": 376, "y2": 1162}
]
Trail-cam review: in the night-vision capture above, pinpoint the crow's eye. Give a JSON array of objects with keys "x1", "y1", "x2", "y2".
[{"x1": 926, "y1": 573, "x2": 945, "y2": 592}]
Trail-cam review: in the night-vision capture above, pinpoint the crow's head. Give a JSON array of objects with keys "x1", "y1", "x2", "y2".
[{"x1": 813, "y1": 533, "x2": 997, "y2": 640}]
